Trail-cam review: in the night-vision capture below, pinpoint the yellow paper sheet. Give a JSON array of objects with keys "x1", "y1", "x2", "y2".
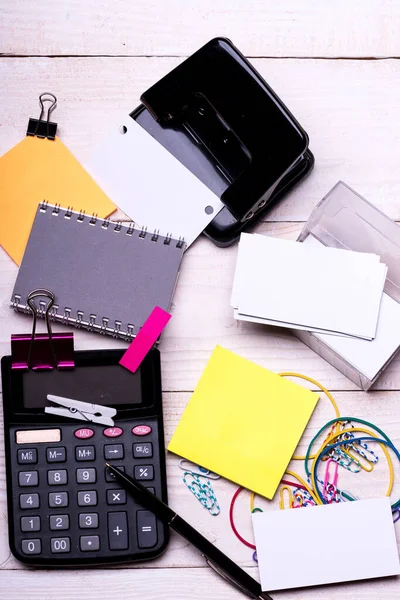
[
  {"x1": 0, "y1": 136, "x2": 116, "y2": 264},
  {"x1": 168, "y1": 346, "x2": 319, "y2": 499}
]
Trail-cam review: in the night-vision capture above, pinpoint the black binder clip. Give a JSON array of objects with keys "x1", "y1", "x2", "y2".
[
  {"x1": 133, "y1": 37, "x2": 314, "y2": 246},
  {"x1": 26, "y1": 93, "x2": 58, "y2": 140},
  {"x1": 11, "y1": 289, "x2": 74, "y2": 371}
]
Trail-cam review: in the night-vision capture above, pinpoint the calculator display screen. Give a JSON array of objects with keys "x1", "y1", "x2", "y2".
[{"x1": 22, "y1": 365, "x2": 142, "y2": 409}]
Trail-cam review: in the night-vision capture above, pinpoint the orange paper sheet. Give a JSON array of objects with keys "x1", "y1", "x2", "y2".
[{"x1": 0, "y1": 136, "x2": 116, "y2": 264}]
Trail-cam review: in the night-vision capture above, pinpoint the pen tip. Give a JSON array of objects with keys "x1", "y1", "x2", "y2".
[{"x1": 105, "y1": 462, "x2": 111, "y2": 468}]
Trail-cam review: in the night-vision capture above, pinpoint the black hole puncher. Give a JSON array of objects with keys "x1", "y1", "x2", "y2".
[{"x1": 132, "y1": 37, "x2": 314, "y2": 246}]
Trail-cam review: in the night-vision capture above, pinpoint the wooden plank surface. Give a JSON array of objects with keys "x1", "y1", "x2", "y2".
[
  {"x1": 1, "y1": 1, "x2": 400, "y2": 58},
  {"x1": 1, "y1": 2, "x2": 400, "y2": 599},
  {"x1": 1, "y1": 390, "x2": 399, "y2": 573},
  {"x1": 1, "y1": 567, "x2": 398, "y2": 600},
  {"x1": 1, "y1": 58, "x2": 400, "y2": 223},
  {"x1": 3, "y1": 219, "x2": 400, "y2": 392}
]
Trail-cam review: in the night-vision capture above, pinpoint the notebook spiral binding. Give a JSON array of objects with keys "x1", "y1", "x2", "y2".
[
  {"x1": 39, "y1": 201, "x2": 185, "y2": 247},
  {"x1": 11, "y1": 202, "x2": 185, "y2": 341}
]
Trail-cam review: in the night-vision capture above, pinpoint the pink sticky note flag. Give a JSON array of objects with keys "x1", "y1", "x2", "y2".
[{"x1": 119, "y1": 306, "x2": 172, "y2": 373}]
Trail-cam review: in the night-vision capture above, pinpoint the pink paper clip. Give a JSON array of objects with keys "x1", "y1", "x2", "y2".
[
  {"x1": 323, "y1": 458, "x2": 339, "y2": 503},
  {"x1": 119, "y1": 306, "x2": 171, "y2": 373}
]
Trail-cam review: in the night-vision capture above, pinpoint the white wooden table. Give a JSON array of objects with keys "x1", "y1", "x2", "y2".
[{"x1": 0, "y1": 2, "x2": 399, "y2": 598}]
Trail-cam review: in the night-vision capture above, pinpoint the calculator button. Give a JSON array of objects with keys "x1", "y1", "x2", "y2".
[
  {"x1": 137, "y1": 510, "x2": 157, "y2": 548},
  {"x1": 106, "y1": 489, "x2": 127, "y2": 505},
  {"x1": 76, "y1": 468, "x2": 97, "y2": 484},
  {"x1": 74, "y1": 428, "x2": 95, "y2": 440},
  {"x1": 49, "y1": 492, "x2": 69, "y2": 508},
  {"x1": 132, "y1": 425, "x2": 152, "y2": 436},
  {"x1": 103, "y1": 427, "x2": 123, "y2": 438},
  {"x1": 17, "y1": 448, "x2": 37, "y2": 464},
  {"x1": 78, "y1": 490, "x2": 98, "y2": 506},
  {"x1": 21, "y1": 539, "x2": 41, "y2": 555},
  {"x1": 48, "y1": 469, "x2": 68, "y2": 485},
  {"x1": 105, "y1": 465, "x2": 125, "y2": 482},
  {"x1": 134, "y1": 465, "x2": 154, "y2": 480},
  {"x1": 50, "y1": 537, "x2": 71, "y2": 553},
  {"x1": 80, "y1": 535, "x2": 100, "y2": 551},
  {"x1": 46, "y1": 447, "x2": 66, "y2": 463},
  {"x1": 146, "y1": 487, "x2": 155, "y2": 495},
  {"x1": 21, "y1": 516, "x2": 41, "y2": 532},
  {"x1": 108, "y1": 512, "x2": 129, "y2": 550},
  {"x1": 50, "y1": 515, "x2": 70, "y2": 530},
  {"x1": 79, "y1": 513, "x2": 99, "y2": 529},
  {"x1": 104, "y1": 444, "x2": 124, "y2": 460},
  {"x1": 18, "y1": 471, "x2": 39, "y2": 487},
  {"x1": 75, "y1": 446, "x2": 96, "y2": 461},
  {"x1": 20, "y1": 493, "x2": 40, "y2": 509},
  {"x1": 133, "y1": 442, "x2": 153, "y2": 458}
]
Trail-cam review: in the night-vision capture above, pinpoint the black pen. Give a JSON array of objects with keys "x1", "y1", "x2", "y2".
[{"x1": 106, "y1": 463, "x2": 273, "y2": 600}]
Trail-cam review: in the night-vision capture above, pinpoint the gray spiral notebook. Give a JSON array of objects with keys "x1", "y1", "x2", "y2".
[{"x1": 11, "y1": 203, "x2": 185, "y2": 339}]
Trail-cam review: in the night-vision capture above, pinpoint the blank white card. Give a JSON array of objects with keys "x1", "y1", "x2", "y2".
[
  {"x1": 252, "y1": 498, "x2": 400, "y2": 591},
  {"x1": 87, "y1": 117, "x2": 223, "y2": 247},
  {"x1": 233, "y1": 233, "x2": 387, "y2": 339}
]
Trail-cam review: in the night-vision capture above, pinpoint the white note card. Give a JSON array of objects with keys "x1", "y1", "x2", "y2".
[
  {"x1": 86, "y1": 117, "x2": 224, "y2": 247},
  {"x1": 252, "y1": 498, "x2": 400, "y2": 591},
  {"x1": 232, "y1": 233, "x2": 387, "y2": 339}
]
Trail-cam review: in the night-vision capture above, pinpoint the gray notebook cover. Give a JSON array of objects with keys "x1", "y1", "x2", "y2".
[{"x1": 11, "y1": 204, "x2": 185, "y2": 339}]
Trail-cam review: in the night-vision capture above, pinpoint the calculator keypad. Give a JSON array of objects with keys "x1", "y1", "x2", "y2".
[
  {"x1": 50, "y1": 537, "x2": 70, "y2": 553},
  {"x1": 49, "y1": 515, "x2": 69, "y2": 531},
  {"x1": 104, "y1": 444, "x2": 124, "y2": 460},
  {"x1": 108, "y1": 512, "x2": 129, "y2": 550},
  {"x1": 9, "y1": 417, "x2": 166, "y2": 564},
  {"x1": 106, "y1": 489, "x2": 126, "y2": 505},
  {"x1": 77, "y1": 490, "x2": 97, "y2": 506},
  {"x1": 80, "y1": 535, "x2": 100, "y2": 552},
  {"x1": 48, "y1": 469, "x2": 68, "y2": 485},
  {"x1": 46, "y1": 447, "x2": 66, "y2": 463},
  {"x1": 76, "y1": 468, "x2": 96, "y2": 484},
  {"x1": 79, "y1": 513, "x2": 99, "y2": 529},
  {"x1": 75, "y1": 446, "x2": 96, "y2": 461},
  {"x1": 18, "y1": 471, "x2": 39, "y2": 487},
  {"x1": 21, "y1": 516, "x2": 41, "y2": 532},
  {"x1": 21, "y1": 539, "x2": 41, "y2": 554},
  {"x1": 18, "y1": 448, "x2": 37, "y2": 464},
  {"x1": 49, "y1": 492, "x2": 69, "y2": 508},
  {"x1": 20, "y1": 493, "x2": 40, "y2": 509}
]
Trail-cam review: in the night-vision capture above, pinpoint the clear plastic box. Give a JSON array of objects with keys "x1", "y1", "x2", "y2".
[{"x1": 296, "y1": 181, "x2": 400, "y2": 390}]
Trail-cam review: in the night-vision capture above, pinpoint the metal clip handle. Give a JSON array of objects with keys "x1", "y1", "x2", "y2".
[{"x1": 26, "y1": 289, "x2": 57, "y2": 369}]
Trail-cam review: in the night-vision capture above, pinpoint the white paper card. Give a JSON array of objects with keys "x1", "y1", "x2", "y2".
[
  {"x1": 233, "y1": 233, "x2": 387, "y2": 339},
  {"x1": 86, "y1": 117, "x2": 224, "y2": 247},
  {"x1": 253, "y1": 498, "x2": 400, "y2": 591},
  {"x1": 303, "y1": 235, "x2": 400, "y2": 379}
]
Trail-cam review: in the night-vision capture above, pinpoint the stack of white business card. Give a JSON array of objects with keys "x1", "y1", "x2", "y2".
[{"x1": 231, "y1": 233, "x2": 388, "y2": 340}]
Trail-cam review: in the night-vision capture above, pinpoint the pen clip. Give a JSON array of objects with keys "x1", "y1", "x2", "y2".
[{"x1": 204, "y1": 556, "x2": 260, "y2": 599}]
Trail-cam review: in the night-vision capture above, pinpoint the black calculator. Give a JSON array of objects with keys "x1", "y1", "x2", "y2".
[{"x1": 1, "y1": 348, "x2": 169, "y2": 566}]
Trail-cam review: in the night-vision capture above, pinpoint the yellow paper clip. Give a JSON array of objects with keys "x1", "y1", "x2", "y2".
[{"x1": 279, "y1": 486, "x2": 293, "y2": 510}]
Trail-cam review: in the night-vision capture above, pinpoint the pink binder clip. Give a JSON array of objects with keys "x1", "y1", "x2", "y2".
[{"x1": 11, "y1": 289, "x2": 74, "y2": 371}]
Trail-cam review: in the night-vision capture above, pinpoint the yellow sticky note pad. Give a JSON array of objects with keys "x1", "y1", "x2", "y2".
[
  {"x1": 168, "y1": 346, "x2": 319, "y2": 499},
  {"x1": 0, "y1": 136, "x2": 116, "y2": 264}
]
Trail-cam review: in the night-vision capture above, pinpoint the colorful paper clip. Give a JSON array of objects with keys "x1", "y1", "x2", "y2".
[
  {"x1": 323, "y1": 458, "x2": 339, "y2": 503},
  {"x1": 279, "y1": 486, "x2": 293, "y2": 510},
  {"x1": 328, "y1": 446, "x2": 361, "y2": 473},
  {"x1": 178, "y1": 459, "x2": 220, "y2": 480},
  {"x1": 182, "y1": 471, "x2": 220, "y2": 516}
]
